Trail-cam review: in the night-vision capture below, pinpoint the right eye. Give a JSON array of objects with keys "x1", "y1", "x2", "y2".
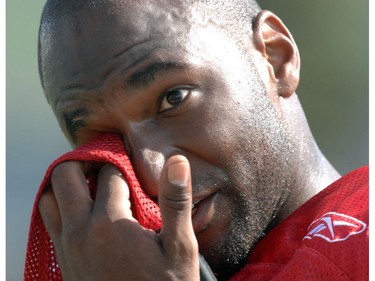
[{"x1": 159, "y1": 88, "x2": 190, "y2": 112}]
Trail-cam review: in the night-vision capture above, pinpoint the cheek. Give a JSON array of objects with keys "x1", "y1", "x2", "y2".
[{"x1": 209, "y1": 97, "x2": 293, "y2": 188}]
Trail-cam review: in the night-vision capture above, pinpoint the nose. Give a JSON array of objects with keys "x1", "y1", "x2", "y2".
[
  {"x1": 124, "y1": 124, "x2": 175, "y2": 199},
  {"x1": 133, "y1": 146, "x2": 165, "y2": 197}
]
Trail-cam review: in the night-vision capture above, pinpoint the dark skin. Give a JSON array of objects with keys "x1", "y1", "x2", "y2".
[{"x1": 38, "y1": 1, "x2": 340, "y2": 280}]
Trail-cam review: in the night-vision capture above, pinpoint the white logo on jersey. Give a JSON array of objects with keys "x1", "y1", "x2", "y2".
[{"x1": 303, "y1": 212, "x2": 366, "y2": 243}]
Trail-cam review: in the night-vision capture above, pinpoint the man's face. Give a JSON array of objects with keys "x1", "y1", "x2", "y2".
[{"x1": 42, "y1": 1, "x2": 294, "y2": 277}]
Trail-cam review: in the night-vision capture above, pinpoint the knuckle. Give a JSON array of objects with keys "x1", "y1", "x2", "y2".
[
  {"x1": 51, "y1": 161, "x2": 81, "y2": 178},
  {"x1": 51, "y1": 162, "x2": 75, "y2": 181},
  {"x1": 162, "y1": 192, "x2": 191, "y2": 212},
  {"x1": 51, "y1": 162, "x2": 70, "y2": 175},
  {"x1": 100, "y1": 163, "x2": 120, "y2": 175}
]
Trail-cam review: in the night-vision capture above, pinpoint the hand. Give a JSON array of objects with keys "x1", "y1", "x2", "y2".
[{"x1": 39, "y1": 155, "x2": 199, "y2": 281}]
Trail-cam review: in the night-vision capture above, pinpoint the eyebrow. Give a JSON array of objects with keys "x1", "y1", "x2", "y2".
[
  {"x1": 62, "y1": 107, "x2": 89, "y2": 140},
  {"x1": 125, "y1": 60, "x2": 190, "y2": 90}
]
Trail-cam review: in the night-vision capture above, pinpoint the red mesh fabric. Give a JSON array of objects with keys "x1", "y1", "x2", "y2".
[
  {"x1": 230, "y1": 166, "x2": 369, "y2": 281},
  {"x1": 24, "y1": 133, "x2": 162, "y2": 281}
]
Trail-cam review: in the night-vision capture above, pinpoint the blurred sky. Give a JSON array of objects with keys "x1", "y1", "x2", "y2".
[{"x1": 6, "y1": 1, "x2": 368, "y2": 280}]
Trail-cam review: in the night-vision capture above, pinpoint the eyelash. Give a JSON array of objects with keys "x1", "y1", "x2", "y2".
[{"x1": 158, "y1": 86, "x2": 193, "y2": 114}]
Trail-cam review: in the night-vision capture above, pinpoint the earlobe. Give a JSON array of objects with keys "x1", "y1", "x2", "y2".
[{"x1": 252, "y1": 10, "x2": 300, "y2": 98}]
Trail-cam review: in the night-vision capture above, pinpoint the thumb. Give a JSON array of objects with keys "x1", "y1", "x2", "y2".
[{"x1": 158, "y1": 155, "x2": 198, "y2": 259}]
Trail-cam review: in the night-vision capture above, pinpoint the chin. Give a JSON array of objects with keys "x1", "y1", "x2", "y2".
[
  {"x1": 198, "y1": 219, "x2": 261, "y2": 281},
  {"x1": 202, "y1": 238, "x2": 251, "y2": 281}
]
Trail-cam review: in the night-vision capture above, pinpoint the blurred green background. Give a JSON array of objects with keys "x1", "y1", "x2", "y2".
[{"x1": 6, "y1": 0, "x2": 368, "y2": 280}]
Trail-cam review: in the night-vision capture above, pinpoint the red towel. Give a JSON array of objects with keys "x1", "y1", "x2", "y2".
[{"x1": 24, "y1": 133, "x2": 162, "y2": 281}]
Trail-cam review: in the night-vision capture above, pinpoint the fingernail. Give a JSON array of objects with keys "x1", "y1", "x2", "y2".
[{"x1": 167, "y1": 160, "x2": 189, "y2": 187}]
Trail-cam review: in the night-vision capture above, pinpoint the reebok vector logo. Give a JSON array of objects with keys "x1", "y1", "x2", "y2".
[{"x1": 303, "y1": 212, "x2": 366, "y2": 243}]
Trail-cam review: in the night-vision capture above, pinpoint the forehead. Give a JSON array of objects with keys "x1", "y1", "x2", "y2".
[
  {"x1": 41, "y1": 1, "x2": 211, "y2": 91},
  {"x1": 44, "y1": 1, "x2": 199, "y2": 61},
  {"x1": 40, "y1": 0, "x2": 255, "y2": 114}
]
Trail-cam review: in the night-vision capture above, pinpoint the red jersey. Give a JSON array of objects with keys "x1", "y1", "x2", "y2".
[{"x1": 230, "y1": 166, "x2": 369, "y2": 281}]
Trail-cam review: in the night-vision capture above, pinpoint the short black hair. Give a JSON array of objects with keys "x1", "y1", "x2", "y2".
[{"x1": 38, "y1": 0, "x2": 261, "y2": 89}]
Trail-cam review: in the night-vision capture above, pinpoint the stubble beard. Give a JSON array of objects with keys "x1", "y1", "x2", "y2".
[
  {"x1": 200, "y1": 190, "x2": 267, "y2": 280},
  {"x1": 199, "y1": 122, "x2": 293, "y2": 280}
]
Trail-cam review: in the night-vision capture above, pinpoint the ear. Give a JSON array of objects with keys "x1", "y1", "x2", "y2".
[{"x1": 252, "y1": 10, "x2": 300, "y2": 98}]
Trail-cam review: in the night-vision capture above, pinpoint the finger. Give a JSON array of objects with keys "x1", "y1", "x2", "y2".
[
  {"x1": 39, "y1": 186, "x2": 62, "y2": 240},
  {"x1": 38, "y1": 188, "x2": 68, "y2": 275},
  {"x1": 93, "y1": 164, "x2": 135, "y2": 222},
  {"x1": 158, "y1": 155, "x2": 198, "y2": 257},
  {"x1": 51, "y1": 161, "x2": 93, "y2": 226}
]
